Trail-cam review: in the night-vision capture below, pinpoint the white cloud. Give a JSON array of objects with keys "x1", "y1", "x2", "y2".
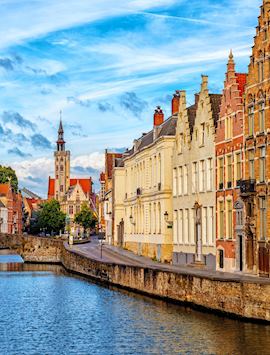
[{"x1": 0, "y1": 0, "x2": 178, "y2": 49}]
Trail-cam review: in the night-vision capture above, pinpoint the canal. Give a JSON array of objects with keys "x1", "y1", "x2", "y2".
[{"x1": 0, "y1": 262, "x2": 270, "y2": 355}]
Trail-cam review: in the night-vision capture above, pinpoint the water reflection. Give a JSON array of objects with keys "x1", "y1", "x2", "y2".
[{"x1": 0, "y1": 265, "x2": 269, "y2": 355}]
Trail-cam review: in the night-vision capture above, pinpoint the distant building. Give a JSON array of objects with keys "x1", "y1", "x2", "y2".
[
  {"x1": 47, "y1": 119, "x2": 96, "y2": 232},
  {"x1": 103, "y1": 151, "x2": 123, "y2": 244},
  {"x1": 0, "y1": 200, "x2": 8, "y2": 233},
  {"x1": 22, "y1": 189, "x2": 44, "y2": 231},
  {"x1": 0, "y1": 183, "x2": 22, "y2": 234}
]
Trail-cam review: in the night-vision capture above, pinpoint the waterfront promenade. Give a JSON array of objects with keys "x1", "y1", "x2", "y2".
[{"x1": 70, "y1": 238, "x2": 270, "y2": 285}]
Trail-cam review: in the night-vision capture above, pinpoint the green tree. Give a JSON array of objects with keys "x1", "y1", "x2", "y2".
[
  {"x1": 37, "y1": 199, "x2": 65, "y2": 235},
  {"x1": 0, "y1": 165, "x2": 18, "y2": 192},
  {"x1": 74, "y1": 202, "x2": 97, "y2": 233}
]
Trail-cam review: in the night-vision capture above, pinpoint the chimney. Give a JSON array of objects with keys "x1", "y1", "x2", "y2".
[
  {"x1": 172, "y1": 90, "x2": 180, "y2": 115},
  {"x1": 154, "y1": 106, "x2": 164, "y2": 127}
]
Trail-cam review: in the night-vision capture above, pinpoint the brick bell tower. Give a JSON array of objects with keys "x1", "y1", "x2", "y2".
[{"x1": 54, "y1": 113, "x2": 70, "y2": 201}]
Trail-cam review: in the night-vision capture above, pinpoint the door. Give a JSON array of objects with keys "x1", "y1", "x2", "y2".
[{"x1": 239, "y1": 235, "x2": 243, "y2": 272}]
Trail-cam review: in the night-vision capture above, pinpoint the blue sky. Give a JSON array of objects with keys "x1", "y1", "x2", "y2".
[{"x1": 0, "y1": 0, "x2": 261, "y2": 196}]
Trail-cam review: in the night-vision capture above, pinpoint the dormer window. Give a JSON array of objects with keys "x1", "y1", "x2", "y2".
[{"x1": 200, "y1": 123, "x2": 205, "y2": 146}]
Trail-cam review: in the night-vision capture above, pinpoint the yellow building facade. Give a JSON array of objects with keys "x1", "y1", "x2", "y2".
[{"x1": 112, "y1": 106, "x2": 177, "y2": 262}]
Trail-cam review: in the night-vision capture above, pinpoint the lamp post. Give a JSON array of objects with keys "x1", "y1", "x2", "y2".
[
  {"x1": 129, "y1": 215, "x2": 136, "y2": 226},
  {"x1": 194, "y1": 201, "x2": 204, "y2": 265},
  {"x1": 164, "y1": 211, "x2": 173, "y2": 228}
]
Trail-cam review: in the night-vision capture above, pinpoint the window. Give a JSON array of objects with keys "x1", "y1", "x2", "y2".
[
  {"x1": 259, "y1": 197, "x2": 267, "y2": 240},
  {"x1": 219, "y1": 201, "x2": 224, "y2": 239},
  {"x1": 60, "y1": 165, "x2": 64, "y2": 172},
  {"x1": 179, "y1": 210, "x2": 183, "y2": 244},
  {"x1": 184, "y1": 209, "x2": 189, "y2": 244},
  {"x1": 226, "y1": 200, "x2": 233, "y2": 239},
  {"x1": 235, "y1": 153, "x2": 242, "y2": 183},
  {"x1": 192, "y1": 162, "x2": 198, "y2": 193},
  {"x1": 218, "y1": 157, "x2": 224, "y2": 189},
  {"x1": 249, "y1": 150, "x2": 255, "y2": 179},
  {"x1": 248, "y1": 106, "x2": 254, "y2": 136},
  {"x1": 225, "y1": 115, "x2": 232, "y2": 139},
  {"x1": 173, "y1": 168, "x2": 177, "y2": 196},
  {"x1": 178, "y1": 167, "x2": 183, "y2": 195},
  {"x1": 259, "y1": 101, "x2": 265, "y2": 132},
  {"x1": 259, "y1": 147, "x2": 266, "y2": 183},
  {"x1": 183, "y1": 165, "x2": 188, "y2": 195},
  {"x1": 60, "y1": 185, "x2": 63, "y2": 192},
  {"x1": 258, "y1": 61, "x2": 264, "y2": 82},
  {"x1": 69, "y1": 205, "x2": 74, "y2": 215},
  {"x1": 202, "y1": 207, "x2": 207, "y2": 245},
  {"x1": 173, "y1": 210, "x2": 178, "y2": 244},
  {"x1": 206, "y1": 158, "x2": 213, "y2": 191},
  {"x1": 226, "y1": 155, "x2": 233, "y2": 188},
  {"x1": 209, "y1": 207, "x2": 214, "y2": 246},
  {"x1": 200, "y1": 123, "x2": 205, "y2": 146},
  {"x1": 149, "y1": 204, "x2": 151, "y2": 234},
  {"x1": 179, "y1": 134, "x2": 183, "y2": 154},
  {"x1": 76, "y1": 205, "x2": 80, "y2": 214},
  {"x1": 199, "y1": 160, "x2": 205, "y2": 192}
]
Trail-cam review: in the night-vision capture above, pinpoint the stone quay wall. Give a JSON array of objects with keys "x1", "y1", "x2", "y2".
[{"x1": 1, "y1": 233, "x2": 270, "y2": 322}]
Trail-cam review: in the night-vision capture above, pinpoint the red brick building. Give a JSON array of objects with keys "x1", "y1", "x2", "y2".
[
  {"x1": 0, "y1": 183, "x2": 23, "y2": 234},
  {"x1": 242, "y1": 0, "x2": 270, "y2": 277},
  {"x1": 216, "y1": 51, "x2": 247, "y2": 272}
]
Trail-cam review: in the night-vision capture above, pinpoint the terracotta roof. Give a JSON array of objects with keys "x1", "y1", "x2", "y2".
[
  {"x1": 209, "y1": 94, "x2": 222, "y2": 126},
  {"x1": 0, "y1": 184, "x2": 10, "y2": 196},
  {"x1": 48, "y1": 177, "x2": 92, "y2": 198},
  {"x1": 236, "y1": 73, "x2": 247, "y2": 97}
]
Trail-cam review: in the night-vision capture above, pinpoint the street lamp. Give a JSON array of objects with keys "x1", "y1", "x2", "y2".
[
  {"x1": 164, "y1": 211, "x2": 173, "y2": 227},
  {"x1": 129, "y1": 215, "x2": 136, "y2": 225}
]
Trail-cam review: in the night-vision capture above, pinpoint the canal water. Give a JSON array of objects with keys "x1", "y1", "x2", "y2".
[{"x1": 0, "y1": 263, "x2": 270, "y2": 355}]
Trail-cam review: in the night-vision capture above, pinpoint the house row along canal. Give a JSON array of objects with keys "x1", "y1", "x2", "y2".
[{"x1": 0, "y1": 254, "x2": 270, "y2": 355}]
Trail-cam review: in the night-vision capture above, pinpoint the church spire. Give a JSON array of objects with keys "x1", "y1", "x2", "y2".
[{"x1": 57, "y1": 111, "x2": 65, "y2": 152}]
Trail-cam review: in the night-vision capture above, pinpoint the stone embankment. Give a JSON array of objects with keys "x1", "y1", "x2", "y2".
[{"x1": 1, "y1": 233, "x2": 270, "y2": 323}]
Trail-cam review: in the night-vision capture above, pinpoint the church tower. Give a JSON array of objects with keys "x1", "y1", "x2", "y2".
[{"x1": 54, "y1": 116, "x2": 70, "y2": 201}]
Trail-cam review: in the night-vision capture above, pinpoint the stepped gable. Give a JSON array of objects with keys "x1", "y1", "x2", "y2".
[{"x1": 209, "y1": 94, "x2": 222, "y2": 126}]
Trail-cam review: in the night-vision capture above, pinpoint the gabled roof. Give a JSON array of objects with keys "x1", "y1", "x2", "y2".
[
  {"x1": 125, "y1": 114, "x2": 177, "y2": 158},
  {"x1": 209, "y1": 94, "x2": 222, "y2": 126},
  {"x1": 48, "y1": 177, "x2": 92, "y2": 198}
]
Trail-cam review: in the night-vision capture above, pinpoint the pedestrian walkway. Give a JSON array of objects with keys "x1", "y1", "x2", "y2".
[{"x1": 67, "y1": 239, "x2": 270, "y2": 285}]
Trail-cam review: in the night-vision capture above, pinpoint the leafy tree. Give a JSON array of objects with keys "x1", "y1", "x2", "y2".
[
  {"x1": 0, "y1": 165, "x2": 18, "y2": 192},
  {"x1": 37, "y1": 199, "x2": 65, "y2": 235},
  {"x1": 74, "y1": 202, "x2": 97, "y2": 233}
]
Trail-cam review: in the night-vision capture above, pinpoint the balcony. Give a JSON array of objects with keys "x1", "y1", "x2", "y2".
[{"x1": 240, "y1": 179, "x2": 256, "y2": 195}]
